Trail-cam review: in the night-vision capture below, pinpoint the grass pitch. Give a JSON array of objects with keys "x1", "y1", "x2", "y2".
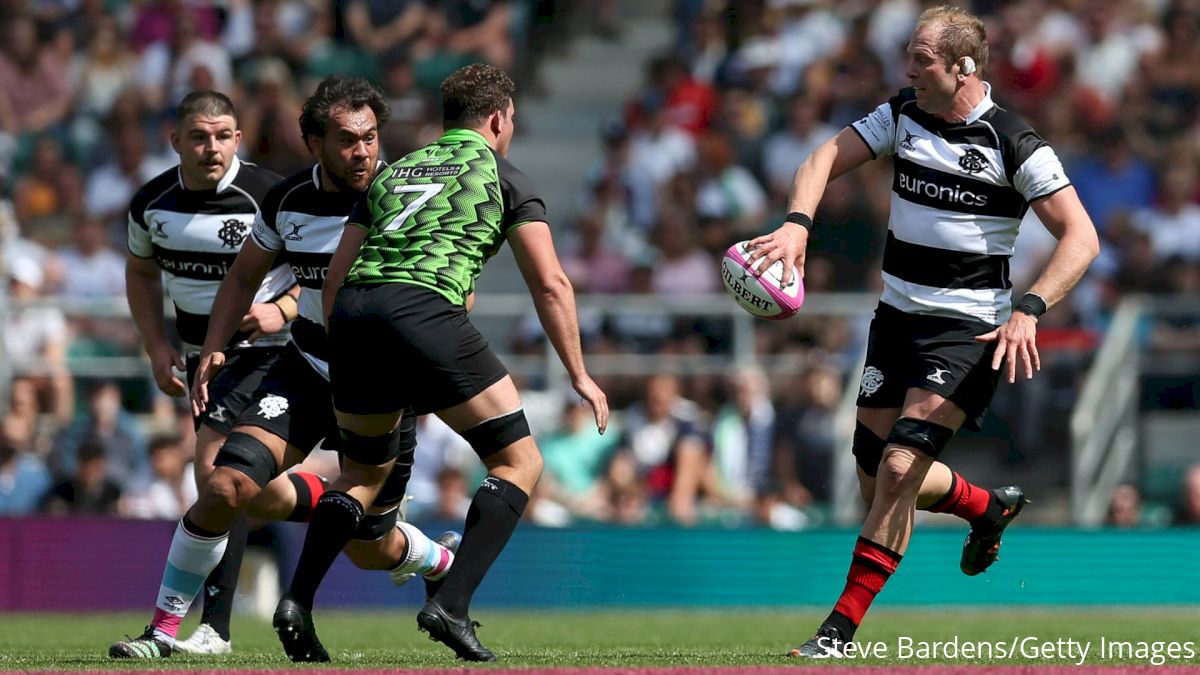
[{"x1": 0, "y1": 608, "x2": 1197, "y2": 671}]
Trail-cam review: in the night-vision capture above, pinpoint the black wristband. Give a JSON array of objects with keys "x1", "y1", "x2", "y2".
[
  {"x1": 1014, "y1": 292, "x2": 1047, "y2": 318},
  {"x1": 785, "y1": 212, "x2": 813, "y2": 231}
]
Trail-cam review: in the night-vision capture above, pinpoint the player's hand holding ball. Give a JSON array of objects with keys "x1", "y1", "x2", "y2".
[{"x1": 722, "y1": 235, "x2": 807, "y2": 320}]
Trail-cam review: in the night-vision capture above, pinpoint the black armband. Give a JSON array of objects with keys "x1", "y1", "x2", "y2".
[
  {"x1": 785, "y1": 212, "x2": 813, "y2": 231},
  {"x1": 1014, "y1": 292, "x2": 1047, "y2": 318}
]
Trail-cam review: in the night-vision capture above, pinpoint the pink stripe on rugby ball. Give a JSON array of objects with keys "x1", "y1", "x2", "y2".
[{"x1": 726, "y1": 242, "x2": 804, "y2": 320}]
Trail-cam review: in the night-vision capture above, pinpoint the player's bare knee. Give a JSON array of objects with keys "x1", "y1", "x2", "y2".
[
  {"x1": 875, "y1": 446, "x2": 931, "y2": 499},
  {"x1": 203, "y1": 467, "x2": 257, "y2": 511}
]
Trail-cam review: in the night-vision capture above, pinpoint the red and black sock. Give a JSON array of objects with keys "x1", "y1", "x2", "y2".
[
  {"x1": 286, "y1": 472, "x2": 328, "y2": 522},
  {"x1": 925, "y1": 471, "x2": 999, "y2": 528},
  {"x1": 829, "y1": 536, "x2": 902, "y2": 640}
]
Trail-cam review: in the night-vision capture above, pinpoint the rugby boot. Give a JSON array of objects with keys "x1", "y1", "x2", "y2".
[
  {"x1": 416, "y1": 600, "x2": 496, "y2": 661},
  {"x1": 273, "y1": 595, "x2": 330, "y2": 662},
  {"x1": 961, "y1": 485, "x2": 1030, "y2": 576},
  {"x1": 173, "y1": 622, "x2": 231, "y2": 655},
  {"x1": 108, "y1": 626, "x2": 172, "y2": 659},
  {"x1": 787, "y1": 622, "x2": 848, "y2": 658}
]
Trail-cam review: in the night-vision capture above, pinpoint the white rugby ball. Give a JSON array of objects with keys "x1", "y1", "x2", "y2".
[{"x1": 720, "y1": 240, "x2": 805, "y2": 320}]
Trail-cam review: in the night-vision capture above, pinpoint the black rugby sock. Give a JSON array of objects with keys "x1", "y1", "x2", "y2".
[
  {"x1": 199, "y1": 515, "x2": 249, "y2": 641},
  {"x1": 287, "y1": 492, "x2": 363, "y2": 611},
  {"x1": 432, "y1": 476, "x2": 528, "y2": 617}
]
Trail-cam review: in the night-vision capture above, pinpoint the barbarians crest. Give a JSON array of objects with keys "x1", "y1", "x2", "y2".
[
  {"x1": 860, "y1": 366, "x2": 885, "y2": 397},
  {"x1": 958, "y1": 148, "x2": 988, "y2": 174},
  {"x1": 257, "y1": 394, "x2": 289, "y2": 419},
  {"x1": 218, "y1": 218, "x2": 247, "y2": 248}
]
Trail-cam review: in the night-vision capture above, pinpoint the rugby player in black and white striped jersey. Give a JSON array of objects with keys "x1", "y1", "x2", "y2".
[
  {"x1": 747, "y1": 5, "x2": 1100, "y2": 657},
  {"x1": 116, "y1": 91, "x2": 326, "y2": 658}
]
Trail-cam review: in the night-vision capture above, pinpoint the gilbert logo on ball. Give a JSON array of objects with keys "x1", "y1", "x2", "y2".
[{"x1": 721, "y1": 241, "x2": 805, "y2": 320}]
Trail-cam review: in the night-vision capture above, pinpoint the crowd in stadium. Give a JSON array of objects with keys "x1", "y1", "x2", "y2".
[{"x1": 1, "y1": 0, "x2": 1198, "y2": 528}]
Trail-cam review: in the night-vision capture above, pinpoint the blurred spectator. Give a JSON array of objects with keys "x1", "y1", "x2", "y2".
[
  {"x1": 0, "y1": 417, "x2": 52, "y2": 515},
  {"x1": 607, "y1": 374, "x2": 708, "y2": 525},
  {"x1": 13, "y1": 136, "x2": 83, "y2": 240},
  {"x1": 761, "y1": 96, "x2": 837, "y2": 202},
  {"x1": 436, "y1": 0, "x2": 518, "y2": 72},
  {"x1": 580, "y1": 119, "x2": 656, "y2": 235},
  {"x1": 138, "y1": 8, "x2": 232, "y2": 111},
  {"x1": 6, "y1": 376, "x2": 57, "y2": 456},
  {"x1": 0, "y1": 14, "x2": 72, "y2": 135},
  {"x1": 128, "y1": 0, "x2": 222, "y2": 53},
  {"x1": 649, "y1": 212, "x2": 719, "y2": 295},
  {"x1": 433, "y1": 466, "x2": 471, "y2": 522},
  {"x1": 2, "y1": 256, "x2": 73, "y2": 423},
  {"x1": 69, "y1": 16, "x2": 139, "y2": 122},
  {"x1": 693, "y1": 130, "x2": 767, "y2": 234},
  {"x1": 343, "y1": 0, "x2": 427, "y2": 57},
  {"x1": 536, "y1": 397, "x2": 621, "y2": 522},
  {"x1": 706, "y1": 368, "x2": 774, "y2": 509},
  {"x1": 120, "y1": 434, "x2": 196, "y2": 519},
  {"x1": 1070, "y1": 126, "x2": 1156, "y2": 234},
  {"x1": 627, "y1": 92, "x2": 696, "y2": 220},
  {"x1": 407, "y1": 415, "x2": 475, "y2": 520},
  {"x1": 52, "y1": 379, "x2": 149, "y2": 493},
  {"x1": 768, "y1": 0, "x2": 846, "y2": 97},
  {"x1": 53, "y1": 215, "x2": 126, "y2": 298},
  {"x1": 1173, "y1": 464, "x2": 1200, "y2": 526},
  {"x1": 83, "y1": 123, "x2": 173, "y2": 231},
  {"x1": 774, "y1": 365, "x2": 842, "y2": 504},
  {"x1": 561, "y1": 211, "x2": 631, "y2": 294},
  {"x1": 1072, "y1": 3, "x2": 1160, "y2": 111},
  {"x1": 1106, "y1": 482, "x2": 1142, "y2": 528},
  {"x1": 237, "y1": 59, "x2": 310, "y2": 176},
  {"x1": 1132, "y1": 166, "x2": 1200, "y2": 263},
  {"x1": 42, "y1": 435, "x2": 122, "y2": 515}
]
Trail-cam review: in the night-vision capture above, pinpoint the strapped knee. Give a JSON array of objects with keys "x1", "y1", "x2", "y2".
[
  {"x1": 315, "y1": 490, "x2": 364, "y2": 527},
  {"x1": 340, "y1": 426, "x2": 404, "y2": 466},
  {"x1": 352, "y1": 506, "x2": 399, "y2": 541},
  {"x1": 852, "y1": 422, "x2": 887, "y2": 477},
  {"x1": 887, "y1": 417, "x2": 955, "y2": 458},
  {"x1": 213, "y1": 431, "x2": 279, "y2": 488},
  {"x1": 461, "y1": 409, "x2": 531, "y2": 459}
]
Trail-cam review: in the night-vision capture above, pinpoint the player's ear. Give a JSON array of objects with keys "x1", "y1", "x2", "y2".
[
  {"x1": 490, "y1": 110, "x2": 504, "y2": 137},
  {"x1": 169, "y1": 130, "x2": 181, "y2": 154}
]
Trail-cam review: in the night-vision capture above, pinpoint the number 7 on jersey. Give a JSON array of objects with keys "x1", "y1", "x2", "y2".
[{"x1": 384, "y1": 183, "x2": 446, "y2": 232}]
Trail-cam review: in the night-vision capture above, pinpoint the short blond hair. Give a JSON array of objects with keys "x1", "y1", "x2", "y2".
[{"x1": 917, "y1": 5, "x2": 988, "y2": 74}]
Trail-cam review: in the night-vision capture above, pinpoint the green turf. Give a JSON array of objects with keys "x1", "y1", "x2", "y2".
[{"x1": 1, "y1": 608, "x2": 1197, "y2": 670}]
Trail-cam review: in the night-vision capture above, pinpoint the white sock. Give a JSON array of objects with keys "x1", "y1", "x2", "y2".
[
  {"x1": 391, "y1": 521, "x2": 453, "y2": 580},
  {"x1": 149, "y1": 520, "x2": 228, "y2": 644}
]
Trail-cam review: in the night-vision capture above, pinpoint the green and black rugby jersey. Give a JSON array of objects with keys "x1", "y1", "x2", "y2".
[{"x1": 344, "y1": 127, "x2": 547, "y2": 305}]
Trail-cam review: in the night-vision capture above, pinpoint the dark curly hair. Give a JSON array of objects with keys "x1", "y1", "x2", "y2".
[
  {"x1": 299, "y1": 76, "x2": 391, "y2": 141},
  {"x1": 440, "y1": 63, "x2": 515, "y2": 129}
]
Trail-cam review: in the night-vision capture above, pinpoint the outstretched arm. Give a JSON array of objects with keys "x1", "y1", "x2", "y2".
[
  {"x1": 508, "y1": 220, "x2": 608, "y2": 434},
  {"x1": 745, "y1": 127, "x2": 874, "y2": 286}
]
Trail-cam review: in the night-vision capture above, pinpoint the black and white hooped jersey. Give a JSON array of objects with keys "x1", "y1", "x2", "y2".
[
  {"x1": 128, "y1": 157, "x2": 293, "y2": 351},
  {"x1": 850, "y1": 85, "x2": 1071, "y2": 325},
  {"x1": 250, "y1": 164, "x2": 370, "y2": 380}
]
